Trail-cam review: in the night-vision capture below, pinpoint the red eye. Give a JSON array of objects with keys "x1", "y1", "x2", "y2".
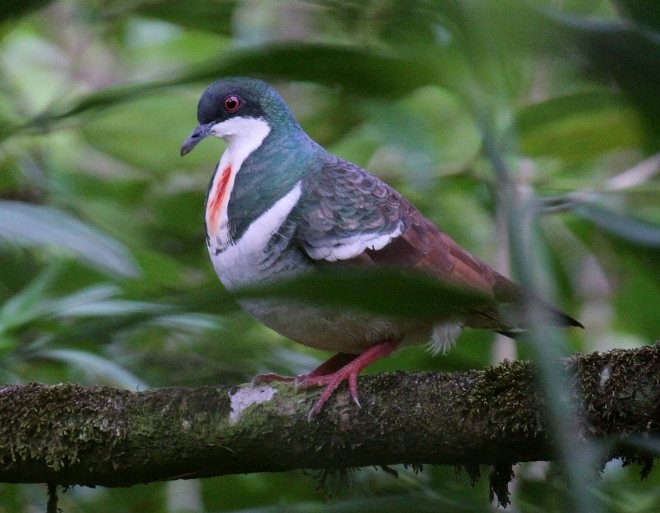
[{"x1": 224, "y1": 95, "x2": 241, "y2": 112}]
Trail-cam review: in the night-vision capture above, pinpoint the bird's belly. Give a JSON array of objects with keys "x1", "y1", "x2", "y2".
[
  {"x1": 210, "y1": 243, "x2": 424, "y2": 352},
  {"x1": 209, "y1": 240, "x2": 460, "y2": 354},
  {"x1": 209, "y1": 237, "x2": 308, "y2": 290},
  {"x1": 208, "y1": 181, "x2": 305, "y2": 289},
  {"x1": 206, "y1": 184, "x2": 460, "y2": 353},
  {"x1": 237, "y1": 298, "x2": 429, "y2": 354}
]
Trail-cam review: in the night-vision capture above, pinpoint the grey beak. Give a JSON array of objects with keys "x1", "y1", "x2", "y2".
[{"x1": 180, "y1": 122, "x2": 213, "y2": 156}]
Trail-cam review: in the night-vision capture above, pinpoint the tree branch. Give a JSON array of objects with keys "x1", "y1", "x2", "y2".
[{"x1": 1, "y1": 344, "x2": 658, "y2": 487}]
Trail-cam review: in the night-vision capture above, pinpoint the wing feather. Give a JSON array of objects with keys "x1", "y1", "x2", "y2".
[
  {"x1": 298, "y1": 156, "x2": 405, "y2": 262},
  {"x1": 297, "y1": 155, "x2": 504, "y2": 297},
  {"x1": 295, "y1": 155, "x2": 581, "y2": 331}
]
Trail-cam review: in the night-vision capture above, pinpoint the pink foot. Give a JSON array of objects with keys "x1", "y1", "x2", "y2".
[
  {"x1": 251, "y1": 352, "x2": 357, "y2": 385},
  {"x1": 251, "y1": 340, "x2": 400, "y2": 418},
  {"x1": 298, "y1": 339, "x2": 400, "y2": 418}
]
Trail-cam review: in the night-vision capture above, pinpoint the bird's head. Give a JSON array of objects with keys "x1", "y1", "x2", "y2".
[{"x1": 180, "y1": 77, "x2": 298, "y2": 156}]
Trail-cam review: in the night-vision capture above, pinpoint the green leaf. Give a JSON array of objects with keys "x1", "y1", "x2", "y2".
[
  {"x1": 81, "y1": 92, "x2": 208, "y2": 174},
  {"x1": 365, "y1": 86, "x2": 480, "y2": 176},
  {"x1": 614, "y1": 0, "x2": 660, "y2": 31},
  {"x1": 137, "y1": 0, "x2": 236, "y2": 35},
  {"x1": 234, "y1": 268, "x2": 491, "y2": 319},
  {"x1": 10, "y1": 43, "x2": 448, "y2": 139},
  {"x1": 0, "y1": 200, "x2": 139, "y2": 278},
  {"x1": 614, "y1": 255, "x2": 660, "y2": 339},
  {"x1": 572, "y1": 203, "x2": 660, "y2": 248},
  {"x1": 184, "y1": 43, "x2": 449, "y2": 97},
  {"x1": 55, "y1": 298, "x2": 168, "y2": 318},
  {"x1": 488, "y1": 0, "x2": 660, "y2": 148},
  {"x1": 517, "y1": 91, "x2": 645, "y2": 162},
  {"x1": 151, "y1": 282, "x2": 239, "y2": 315},
  {"x1": 0, "y1": 0, "x2": 51, "y2": 24},
  {"x1": 148, "y1": 312, "x2": 219, "y2": 332},
  {"x1": 222, "y1": 492, "x2": 477, "y2": 513},
  {"x1": 40, "y1": 283, "x2": 118, "y2": 313},
  {"x1": 34, "y1": 348, "x2": 147, "y2": 390},
  {"x1": 0, "y1": 264, "x2": 60, "y2": 334}
]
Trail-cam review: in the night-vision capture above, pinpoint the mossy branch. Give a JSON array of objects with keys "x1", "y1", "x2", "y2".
[{"x1": 1, "y1": 344, "x2": 658, "y2": 488}]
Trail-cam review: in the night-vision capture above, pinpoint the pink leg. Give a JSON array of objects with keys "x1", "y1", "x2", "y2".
[
  {"x1": 299, "y1": 339, "x2": 400, "y2": 418},
  {"x1": 251, "y1": 352, "x2": 357, "y2": 385},
  {"x1": 304, "y1": 352, "x2": 358, "y2": 378}
]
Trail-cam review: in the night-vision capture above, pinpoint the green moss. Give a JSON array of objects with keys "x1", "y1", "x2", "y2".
[
  {"x1": 567, "y1": 343, "x2": 660, "y2": 476},
  {"x1": 0, "y1": 383, "x2": 129, "y2": 472},
  {"x1": 489, "y1": 463, "x2": 515, "y2": 507},
  {"x1": 1, "y1": 345, "x2": 656, "y2": 489},
  {"x1": 467, "y1": 360, "x2": 545, "y2": 439},
  {"x1": 568, "y1": 343, "x2": 660, "y2": 436}
]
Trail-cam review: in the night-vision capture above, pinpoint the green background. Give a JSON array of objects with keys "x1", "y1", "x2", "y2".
[{"x1": 0, "y1": 0, "x2": 658, "y2": 512}]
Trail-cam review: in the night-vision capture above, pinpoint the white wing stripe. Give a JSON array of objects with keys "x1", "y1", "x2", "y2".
[{"x1": 306, "y1": 224, "x2": 403, "y2": 262}]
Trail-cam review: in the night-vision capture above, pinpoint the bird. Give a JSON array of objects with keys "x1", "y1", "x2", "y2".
[{"x1": 180, "y1": 77, "x2": 582, "y2": 417}]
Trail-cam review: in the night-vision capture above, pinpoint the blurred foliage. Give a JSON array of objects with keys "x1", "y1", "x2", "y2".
[{"x1": 0, "y1": 0, "x2": 658, "y2": 512}]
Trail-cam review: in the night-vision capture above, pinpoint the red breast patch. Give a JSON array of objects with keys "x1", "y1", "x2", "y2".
[{"x1": 207, "y1": 166, "x2": 232, "y2": 234}]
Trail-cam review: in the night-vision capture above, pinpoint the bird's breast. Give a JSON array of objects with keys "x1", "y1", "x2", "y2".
[
  {"x1": 208, "y1": 181, "x2": 305, "y2": 289},
  {"x1": 205, "y1": 155, "x2": 241, "y2": 248},
  {"x1": 206, "y1": 165, "x2": 232, "y2": 237}
]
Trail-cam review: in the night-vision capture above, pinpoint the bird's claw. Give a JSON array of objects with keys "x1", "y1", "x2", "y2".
[
  {"x1": 298, "y1": 368, "x2": 362, "y2": 419},
  {"x1": 253, "y1": 340, "x2": 399, "y2": 419}
]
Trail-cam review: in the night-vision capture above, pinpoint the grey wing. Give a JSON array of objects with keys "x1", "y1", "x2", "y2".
[
  {"x1": 296, "y1": 155, "x2": 408, "y2": 262},
  {"x1": 292, "y1": 156, "x2": 583, "y2": 333}
]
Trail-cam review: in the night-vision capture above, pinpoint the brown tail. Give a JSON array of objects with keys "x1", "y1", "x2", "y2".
[{"x1": 482, "y1": 272, "x2": 584, "y2": 336}]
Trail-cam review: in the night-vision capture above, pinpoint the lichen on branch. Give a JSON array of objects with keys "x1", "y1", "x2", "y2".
[{"x1": 0, "y1": 344, "x2": 658, "y2": 499}]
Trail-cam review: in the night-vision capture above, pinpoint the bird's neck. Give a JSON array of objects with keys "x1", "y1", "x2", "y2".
[
  {"x1": 205, "y1": 122, "x2": 319, "y2": 245},
  {"x1": 204, "y1": 118, "x2": 271, "y2": 242}
]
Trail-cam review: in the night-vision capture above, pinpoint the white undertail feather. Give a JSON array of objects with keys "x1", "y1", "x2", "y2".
[{"x1": 428, "y1": 322, "x2": 463, "y2": 355}]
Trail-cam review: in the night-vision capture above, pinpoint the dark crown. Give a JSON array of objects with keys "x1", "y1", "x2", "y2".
[{"x1": 196, "y1": 77, "x2": 300, "y2": 131}]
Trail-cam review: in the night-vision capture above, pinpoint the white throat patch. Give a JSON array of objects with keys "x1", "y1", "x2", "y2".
[
  {"x1": 205, "y1": 116, "x2": 271, "y2": 244},
  {"x1": 211, "y1": 116, "x2": 271, "y2": 159}
]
